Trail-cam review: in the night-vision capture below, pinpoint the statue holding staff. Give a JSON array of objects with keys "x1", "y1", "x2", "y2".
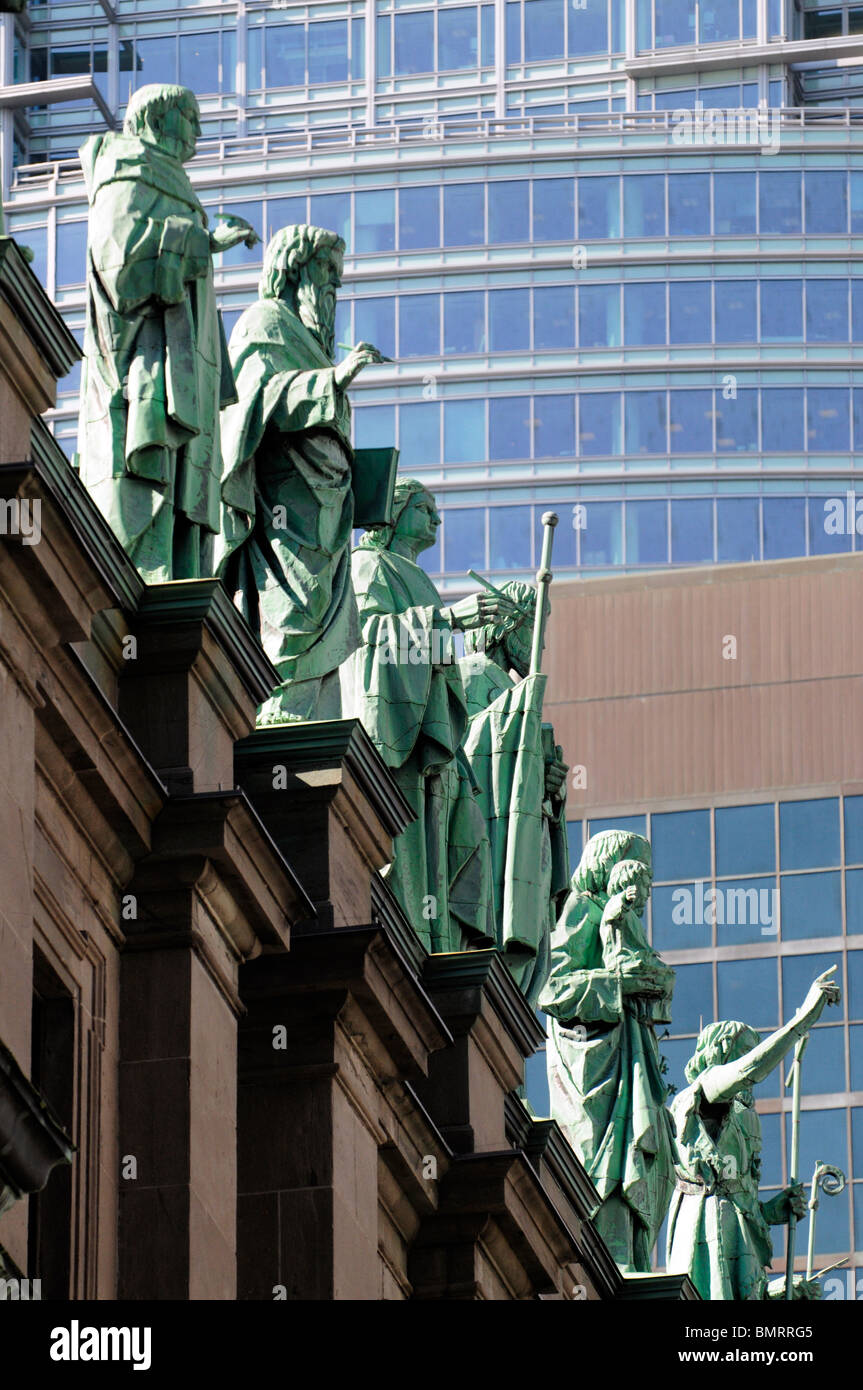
[
  {"x1": 78, "y1": 84, "x2": 259, "y2": 581},
  {"x1": 666, "y1": 966, "x2": 840, "y2": 1300}
]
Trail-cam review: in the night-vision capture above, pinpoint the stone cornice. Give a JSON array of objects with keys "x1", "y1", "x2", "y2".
[
  {"x1": 0, "y1": 237, "x2": 80, "y2": 380},
  {"x1": 0, "y1": 1040, "x2": 74, "y2": 1214},
  {"x1": 422, "y1": 950, "x2": 546, "y2": 1060}
]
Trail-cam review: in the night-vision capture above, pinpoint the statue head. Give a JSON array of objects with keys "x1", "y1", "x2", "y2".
[
  {"x1": 571, "y1": 830, "x2": 652, "y2": 898},
  {"x1": 606, "y1": 857, "x2": 651, "y2": 915},
  {"x1": 124, "y1": 84, "x2": 201, "y2": 164},
  {"x1": 260, "y1": 224, "x2": 346, "y2": 359},
  {"x1": 463, "y1": 579, "x2": 541, "y2": 678},
  {"x1": 364, "y1": 478, "x2": 440, "y2": 560},
  {"x1": 685, "y1": 1020, "x2": 761, "y2": 1086}
]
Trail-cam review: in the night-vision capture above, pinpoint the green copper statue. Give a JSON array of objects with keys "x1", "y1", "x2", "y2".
[
  {"x1": 340, "y1": 478, "x2": 519, "y2": 951},
  {"x1": 666, "y1": 968, "x2": 840, "y2": 1300},
  {"x1": 457, "y1": 580, "x2": 569, "y2": 1006},
  {"x1": 217, "y1": 226, "x2": 387, "y2": 722},
  {"x1": 539, "y1": 830, "x2": 676, "y2": 1272},
  {"x1": 78, "y1": 85, "x2": 259, "y2": 581}
]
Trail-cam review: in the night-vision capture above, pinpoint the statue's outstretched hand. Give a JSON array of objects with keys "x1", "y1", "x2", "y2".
[
  {"x1": 334, "y1": 342, "x2": 388, "y2": 388},
  {"x1": 446, "y1": 592, "x2": 520, "y2": 632},
  {"x1": 797, "y1": 966, "x2": 841, "y2": 1029},
  {"x1": 210, "y1": 216, "x2": 261, "y2": 253}
]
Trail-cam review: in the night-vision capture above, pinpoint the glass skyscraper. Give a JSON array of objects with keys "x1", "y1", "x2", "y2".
[{"x1": 3, "y1": 0, "x2": 861, "y2": 1295}]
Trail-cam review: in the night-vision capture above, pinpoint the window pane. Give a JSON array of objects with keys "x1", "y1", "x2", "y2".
[
  {"x1": 355, "y1": 189, "x2": 395, "y2": 253},
  {"x1": 219, "y1": 201, "x2": 263, "y2": 267},
  {"x1": 780, "y1": 798, "x2": 840, "y2": 869},
  {"x1": 626, "y1": 390, "x2": 667, "y2": 454},
  {"x1": 489, "y1": 505, "x2": 532, "y2": 568},
  {"x1": 714, "y1": 171, "x2": 757, "y2": 235},
  {"x1": 783, "y1": 952, "x2": 846, "y2": 1023},
  {"x1": 481, "y1": 3, "x2": 495, "y2": 62},
  {"x1": 489, "y1": 288, "x2": 529, "y2": 350},
  {"x1": 624, "y1": 173, "x2": 666, "y2": 238},
  {"x1": 762, "y1": 388, "x2": 804, "y2": 452},
  {"x1": 568, "y1": 0, "x2": 610, "y2": 54},
  {"x1": 846, "y1": 796, "x2": 863, "y2": 865},
  {"x1": 488, "y1": 181, "x2": 529, "y2": 244},
  {"x1": 21, "y1": 225, "x2": 48, "y2": 288},
  {"x1": 399, "y1": 186, "x2": 440, "y2": 249},
  {"x1": 759, "y1": 171, "x2": 801, "y2": 233},
  {"x1": 666, "y1": 962, "x2": 712, "y2": 1034},
  {"x1": 267, "y1": 25, "x2": 305, "y2": 86},
  {"x1": 805, "y1": 171, "x2": 848, "y2": 234},
  {"x1": 669, "y1": 389, "x2": 712, "y2": 452},
  {"x1": 443, "y1": 399, "x2": 484, "y2": 462},
  {"x1": 809, "y1": 496, "x2": 852, "y2": 556},
  {"x1": 717, "y1": 497, "x2": 760, "y2": 562},
  {"x1": 489, "y1": 396, "x2": 530, "y2": 459},
  {"x1": 354, "y1": 297, "x2": 395, "y2": 359},
  {"x1": 394, "y1": 11, "x2": 434, "y2": 74},
  {"x1": 716, "y1": 390, "x2": 758, "y2": 452},
  {"x1": 179, "y1": 32, "x2": 219, "y2": 93},
  {"x1": 505, "y1": 0, "x2": 521, "y2": 61},
  {"x1": 351, "y1": 17, "x2": 365, "y2": 78},
  {"x1": 655, "y1": 0, "x2": 695, "y2": 46},
  {"x1": 763, "y1": 498, "x2": 805, "y2": 559},
  {"x1": 578, "y1": 176, "x2": 620, "y2": 240},
  {"x1": 718, "y1": 957, "x2": 779, "y2": 1030},
  {"x1": 669, "y1": 282, "x2": 710, "y2": 345},
  {"x1": 853, "y1": 282, "x2": 863, "y2": 343},
  {"x1": 700, "y1": 0, "x2": 740, "y2": 41},
  {"x1": 444, "y1": 183, "x2": 485, "y2": 245},
  {"x1": 761, "y1": 279, "x2": 803, "y2": 342},
  {"x1": 266, "y1": 196, "x2": 306, "y2": 240},
  {"x1": 533, "y1": 178, "x2": 575, "y2": 240},
  {"x1": 806, "y1": 280, "x2": 848, "y2": 344},
  {"x1": 354, "y1": 403, "x2": 394, "y2": 448},
  {"x1": 308, "y1": 20, "x2": 349, "y2": 83},
  {"x1": 579, "y1": 392, "x2": 621, "y2": 455},
  {"x1": 534, "y1": 286, "x2": 575, "y2": 348},
  {"x1": 671, "y1": 499, "x2": 713, "y2": 564},
  {"x1": 310, "y1": 192, "x2": 350, "y2": 246},
  {"x1": 715, "y1": 280, "x2": 757, "y2": 343},
  {"x1": 626, "y1": 500, "x2": 667, "y2": 564},
  {"x1": 438, "y1": 6, "x2": 478, "y2": 69},
  {"x1": 807, "y1": 387, "x2": 850, "y2": 451},
  {"x1": 534, "y1": 395, "x2": 575, "y2": 457},
  {"x1": 524, "y1": 0, "x2": 565, "y2": 60},
  {"x1": 55, "y1": 220, "x2": 88, "y2": 287},
  {"x1": 444, "y1": 290, "x2": 485, "y2": 353},
  {"x1": 398, "y1": 401, "x2": 440, "y2": 469},
  {"x1": 668, "y1": 173, "x2": 710, "y2": 236},
  {"x1": 652, "y1": 883, "x2": 712, "y2": 952},
  {"x1": 399, "y1": 293, "x2": 440, "y2": 357},
  {"x1": 135, "y1": 36, "x2": 176, "y2": 88},
  {"x1": 444, "y1": 507, "x2": 485, "y2": 570},
  {"x1": 578, "y1": 284, "x2": 620, "y2": 347},
  {"x1": 716, "y1": 804, "x2": 775, "y2": 875},
  {"x1": 579, "y1": 501, "x2": 623, "y2": 565},
  {"x1": 653, "y1": 808, "x2": 711, "y2": 880},
  {"x1": 781, "y1": 871, "x2": 842, "y2": 940},
  {"x1": 625, "y1": 282, "x2": 666, "y2": 345}
]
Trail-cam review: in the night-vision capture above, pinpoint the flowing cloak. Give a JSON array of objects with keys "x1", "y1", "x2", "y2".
[
  {"x1": 457, "y1": 652, "x2": 569, "y2": 1007},
  {"x1": 666, "y1": 1082, "x2": 773, "y2": 1300},
  {"x1": 78, "y1": 131, "x2": 234, "y2": 546},
  {"x1": 339, "y1": 543, "x2": 494, "y2": 952},
  {"x1": 214, "y1": 300, "x2": 358, "y2": 684},
  {"x1": 539, "y1": 869, "x2": 676, "y2": 1270}
]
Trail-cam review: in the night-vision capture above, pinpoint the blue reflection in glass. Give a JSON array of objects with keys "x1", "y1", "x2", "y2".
[
  {"x1": 845, "y1": 797, "x2": 863, "y2": 865},
  {"x1": 355, "y1": 189, "x2": 394, "y2": 253},
  {"x1": 626, "y1": 390, "x2": 667, "y2": 454},
  {"x1": 781, "y1": 871, "x2": 842, "y2": 939},
  {"x1": 489, "y1": 288, "x2": 530, "y2": 351},
  {"x1": 715, "y1": 280, "x2": 757, "y2": 343},
  {"x1": 444, "y1": 507, "x2": 485, "y2": 572},
  {"x1": 714, "y1": 877, "x2": 779, "y2": 945},
  {"x1": 763, "y1": 498, "x2": 806, "y2": 560},
  {"x1": 760, "y1": 171, "x2": 802, "y2": 233},
  {"x1": 668, "y1": 173, "x2": 710, "y2": 236},
  {"x1": 55, "y1": 220, "x2": 88, "y2": 287},
  {"x1": 850, "y1": 950, "x2": 863, "y2": 1020},
  {"x1": 714, "y1": 171, "x2": 757, "y2": 235},
  {"x1": 807, "y1": 280, "x2": 849, "y2": 344},
  {"x1": 354, "y1": 298, "x2": 395, "y2": 359},
  {"x1": 669, "y1": 389, "x2": 712, "y2": 452},
  {"x1": 580, "y1": 501, "x2": 623, "y2": 565},
  {"x1": 310, "y1": 192, "x2": 349, "y2": 246},
  {"x1": 653, "y1": 808, "x2": 711, "y2": 881},
  {"x1": 761, "y1": 280, "x2": 803, "y2": 342},
  {"x1": 438, "y1": 5, "x2": 478, "y2": 70},
  {"x1": 624, "y1": 174, "x2": 666, "y2": 238},
  {"x1": 489, "y1": 180, "x2": 529, "y2": 243},
  {"x1": 354, "y1": 403, "x2": 394, "y2": 448},
  {"x1": 533, "y1": 178, "x2": 575, "y2": 240},
  {"x1": 626, "y1": 500, "x2": 667, "y2": 564},
  {"x1": 807, "y1": 387, "x2": 850, "y2": 451},
  {"x1": 718, "y1": 956, "x2": 779, "y2": 1029},
  {"x1": 534, "y1": 286, "x2": 575, "y2": 348},
  {"x1": 716, "y1": 804, "x2": 775, "y2": 876},
  {"x1": 524, "y1": 0, "x2": 565, "y2": 59},
  {"x1": 669, "y1": 283, "x2": 710, "y2": 344},
  {"x1": 399, "y1": 186, "x2": 440, "y2": 249},
  {"x1": 805, "y1": 171, "x2": 848, "y2": 234},
  {"x1": 717, "y1": 498, "x2": 760, "y2": 562},
  {"x1": 669, "y1": 962, "x2": 713, "y2": 1035},
  {"x1": 625, "y1": 282, "x2": 666, "y2": 345},
  {"x1": 579, "y1": 392, "x2": 621, "y2": 455},
  {"x1": 780, "y1": 798, "x2": 840, "y2": 870},
  {"x1": 398, "y1": 401, "x2": 440, "y2": 469},
  {"x1": 308, "y1": 19, "x2": 349, "y2": 84},
  {"x1": 443, "y1": 399, "x2": 485, "y2": 462},
  {"x1": 809, "y1": 497, "x2": 852, "y2": 556},
  {"x1": 653, "y1": 883, "x2": 712, "y2": 952},
  {"x1": 761, "y1": 388, "x2": 804, "y2": 451},
  {"x1": 394, "y1": 11, "x2": 434, "y2": 73},
  {"x1": 399, "y1": 293, "x2": 440, "y2": 357},
  {"x1": 444, "y1": 183, "x2": 484, "y2": 245},
  {"x1": 578, "y1": 176, "x2": 621, "y2": 240},
  {"x1": 578, "y1": 284, "x2": 621, "y2": 347},
  {"x1": 489, "y1": 396, "x2": 530, "y2": 459},
  {"x1": 445, "y1": 290, "x2": 485, "y2": 353},
  {"x1": 672, "y1": 499, "x2": 713, "y2": 564},
  {"x1": 489, "y1": 505, "x2": 532, "y2": 568},
  {"x1": 267, "y1": 25, "x2": 305, "y2": 86},
  {"x1": 534, "y1": 395, "x2": 575, "y2": 457},
  {"x1": 716, "y1": 390, "x2": 758, "y2": 452}
]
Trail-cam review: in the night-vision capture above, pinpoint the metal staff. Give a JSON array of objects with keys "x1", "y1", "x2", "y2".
[
  {"x1": 529, "y1": 511, "x2": 559, "y2": 677},
  {"x1": 784, "y1": 1032, "x2": 809, "y2": 1300},
  {"x1": 806, "y1": 1162, "x2": 847, "y2": 1281}
]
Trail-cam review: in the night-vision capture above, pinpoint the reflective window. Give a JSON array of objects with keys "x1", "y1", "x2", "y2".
[
  {"x1": 625, "y1": 282, "x2": 666, "y2": 346},
  {"x1": 545, "y1": 505, "x2": 577, "y2": 565},
  {"x1": 489, "y1": 396, "x2": 530, "y2": 459},
  {"x1": 533, "y1": 179, "x2": 575, "y2": 241},
  {"x1": 443, "y1": 400, "x2": 485, "y2": 463},
  {"x1": 853, "y1": 282, "x2": 863, "y2": 343},
  {"x1": 762, "y1": 389, "x2": 804, "y2": 452},
  {"x1": 653, "y1": 883, "x2": 711, "y2": 952},
  {"x1": 489, "y1": 183, "x2": 529, "y2": 244},
  {"x1": 807, "y1": 280, "x2": 849, "y2": 343},
  {"x1": 626, "y1": 390, "x2": 667, "y2": 454},
  {"x1": 655, "y1": 0, "x2": 695, "y2": 46},
  {"x1": 715, "y1": 280, "x2": 757, "y2": 344},
  {"x1": 133, "y1": 35, "x2": 176, "y2": 90},
  {"x1": 669, "y1": 282, "x2": 710, "y2": 345},
  {"x1": 669, "y1": 389, "x2": 712, "y2": 453},
  {"x1": 179, "y1": 32, "x2": 220, "y2": 93},
  {"x1": 716, "y1": 390, "x2": 758, "y2": 452},
  {"x1": 354, "y1": 403, "x2": 394, "y2": 448},
  {"x1": 781, "y1": 871, "x2": 843, "y2": 939},
  {"x1": 310, "y1": 193, "x2": 349, "y2": 246},
  {"x1": 444, "y1": 507, "x2": 485, "y2": 571},
  {"x1": 761, "y1": 280, "x2": 803, "y2": 342},
  {"x1": 489, "y1": 288, "x2": 530, "y2": 350},
  {"x1": 579, "y1": 392, "x2": 621, "y2": 455},
  {"x1": 21, "y1": 226, "x2": 48, "y2": 288},
  {"x1": 717, "y1": 497, "x2": 760, "y2": 563},
  {"x1": 807, "y1": 387, "x2": 850, "y2": 451},
  {"x1": 806, "y1": 171, "x2": 848, "y2": 234},
  {"x1": 653, "y1": 808, "x2": 711, "y2": 880},
  {"x1": 310, "y1": 20, "x2": 350, "y2": 83},
  {"x1": 668, "y1": 174, "x2": 710, "y2": 236},
  {"x1": 568, "y1": 0, "x2": 612, "y2": 53},
  {"x1": 481, "y1": 3, "x2": 495, "y2": 62},
  {"x1": 219, "y1": 201, "x2": 262, "y2": 267},
  {"x1": 355, "y1": 190, "x2": 394, "y2": 254},
  {"x1": 489, "y1": 505, "x2": 532, "y2": 569},
  {"x1": 267, "y1": 25, "x2": 305, "y2": 86},
  {"x1": 717, "y1": 957, "x2": 778, "y2": 1030},
  {"x1": 760, "y1": 171, "x2": 802, "y2": 234},
  {"x1": 763, "y1": 497, "x2": 805, "y2": 559},
  {"x1": 578, "y1": 284, "x2": 621, "y2": 347},
  {"x1": 624, "y1": 174, "x2": 666, "y2": 238},
  {"x1": 716, "y1": 804, "x2": 775, "y2": 876},
  {"x1": 524, "y1": 0, "x2": 565, "y2": 60},
  {"x1": 667, "y1": 962, "x2": 712, "y2": 1035},
  {"x1": 790, "y1": 1024, "x2": 845, "y2": 1095},
  {"x1": 672, "y1": 499, "x2": 713, "y2": 565},
  {"x1": 809, "y1": 496, "x2": 852, "y2": 555},
  {"x1": 398, "y1": 401, "x2": 440, "y2": 469},
  {"x1": 779, "y1": 798, "x2": 840, "y2": 870},
  {"x1": 266, "y1": 197, "x2": 305, "y2": 240},
  {"x1": 626, "y1": 500, "x2": 667, "y2": 565},
  {"x1": 579, "y1": 501, "x2": 623, "y2": 565},
  {"x1": 534, "y1": 286, "x2": 575, "y2": 349},
  {"x1": 55, "y1": 220, "x2": 88, "y2": 287},
  {"x1": 398, "y1": 187, "x2": 440, "y2": 250},
  {"x1": 845, "y1": 796, "x2": 863, "y2": 865},
  {"x1": 578, "y1": 177, "x2": 620, "y2": 240},
  {"x1": 444, "y1": 184, "x2": 485, "y2": 246},
  {"x1": 354, "y1": 298, "x2": 395, "y2": 360},
  {"x1": 394, "y1": 11, "x2": 434, "y2": 74},
  {"x1": 534, "y1": 395, "x2": 575, "y2": 456},
  {"x1": 399, "y1": 293, "x2": 440, "y2": 357},
  {"x1": 438, "y1": 6, "x2": 479, "y2": 70},
  {"x1": 444, "y1": 290, "x2": 485, "y2": 353},
  {"x1": 714, "y1": 171, "x2": 756, "y2": 235}
]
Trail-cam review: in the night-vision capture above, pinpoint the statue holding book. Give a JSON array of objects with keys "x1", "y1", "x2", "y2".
[{"x1": 217, "y1": 224, "x2": 392, "y2": 722}]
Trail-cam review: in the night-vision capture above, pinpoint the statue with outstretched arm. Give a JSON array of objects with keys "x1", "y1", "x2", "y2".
[{"x1": 666, "y1": 967, "x2": 841, "y2": 1300}]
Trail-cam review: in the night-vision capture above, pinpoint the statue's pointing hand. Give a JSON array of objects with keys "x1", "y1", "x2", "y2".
[
  {"x1": 335, "y1": 342, "x2": 389, "y2": 388},
  {"x1": 797, "y1": 966, "x2": 841, "y2": 1030},
  {"x1": 211, "y1": 215, "x2": 261, "y2": 253},
  {"x1": 445, "y1": 592, "x2": 520, "y2": 632}
]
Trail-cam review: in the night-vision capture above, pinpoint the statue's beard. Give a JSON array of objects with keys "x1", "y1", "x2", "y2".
[{"x1": 296, "y1": 282, "x2": 336, "y2": 359}]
